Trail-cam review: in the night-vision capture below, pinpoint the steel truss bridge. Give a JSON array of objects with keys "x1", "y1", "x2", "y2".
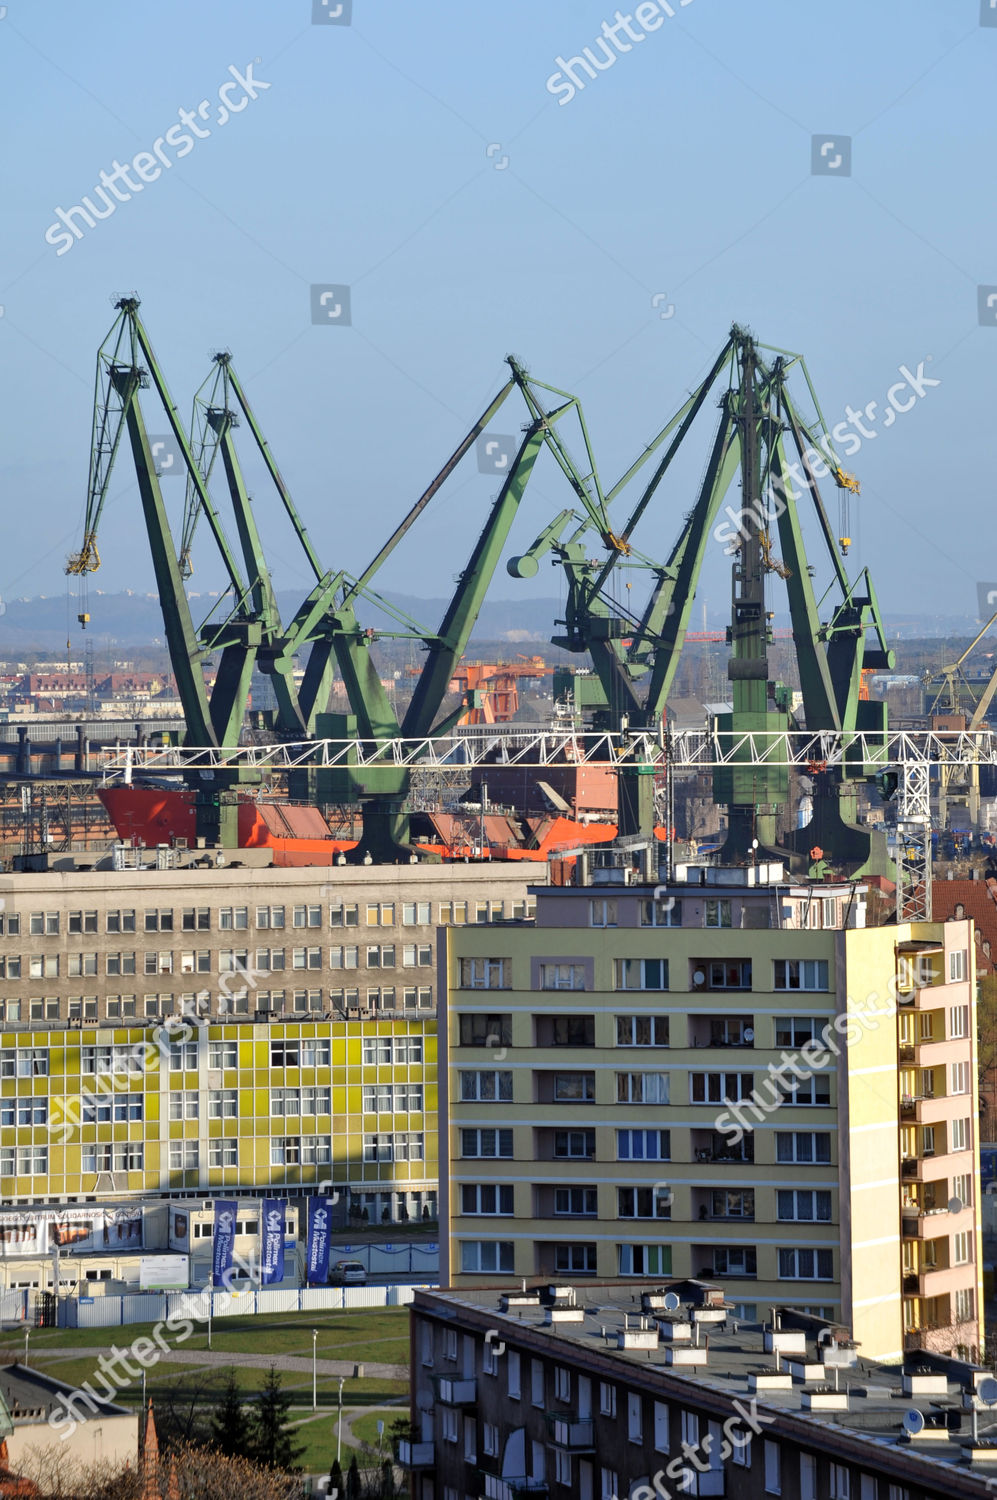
[{"x1": 92, "y1": 726, "x2": 997, "y2": 924}]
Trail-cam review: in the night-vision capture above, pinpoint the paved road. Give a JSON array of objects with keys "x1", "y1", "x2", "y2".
[{"x1": 31, "y1": 1347, "x2": 406, "y2": 1380}]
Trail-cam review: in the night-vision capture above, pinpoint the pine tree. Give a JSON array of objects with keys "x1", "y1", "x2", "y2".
[
  {"x1": 210, "y1": 1370, "x2": 250, "y2": 1458},
  {"x1": 250, "y1": 1364, "x2": 304, "y2": 1471},
  {"x1": 346, "y1": 1454, "x2": 361, "y2": 1499},
  {"x1": 329, "y1": 1456, "x2": 344, "y2": 1494}
]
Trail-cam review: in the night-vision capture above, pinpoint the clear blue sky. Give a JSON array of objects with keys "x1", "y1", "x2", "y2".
[{"x1": 1, "y1": 0, "x2": 993, "y2": 631}]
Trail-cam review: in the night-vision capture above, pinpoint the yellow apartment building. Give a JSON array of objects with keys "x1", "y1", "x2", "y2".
[{"x1": 441, "y1": 860, "x2": 983, "y2": 1362}]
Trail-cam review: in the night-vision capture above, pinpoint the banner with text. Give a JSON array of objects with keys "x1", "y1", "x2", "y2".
[
  {"x1": 212, "y1": 1200, "x2": 238, "y2": 1285},
  {"x1": 260, "y1": 1199, "x2": 285, "y2": 1286},
  {"x1": 306, "y1": 1197, "x2": 331, "y2": 1285}
]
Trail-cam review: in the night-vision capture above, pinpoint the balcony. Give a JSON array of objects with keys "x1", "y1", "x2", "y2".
[
  {"x1": 480, "y1": 1475, "x2": 549, "y2": 1500},
  {"x1": 434, "y1": 1376, "x2": 477, "y2": 1404},
  {"x1": 397, "y1": 1439, "x2": 434, "y2": 1467},
  {"x1": 899, "y1": 1093, "x2": 954, "y2": 1125},
  {"x1": 547, "y1": 1415, "x2": 595, "y2": 1451}
]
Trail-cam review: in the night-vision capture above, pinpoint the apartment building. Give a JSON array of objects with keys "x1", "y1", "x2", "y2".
[
  {"x1": 406, "y1": 1286, "x2": 997, "y2": 1500},
  {"x1": 0, "y1": 860, "x2": 538, "y2": 1224},
  {"x1": 441, "y1": 858, "x2": 983, "y2": 1362}
]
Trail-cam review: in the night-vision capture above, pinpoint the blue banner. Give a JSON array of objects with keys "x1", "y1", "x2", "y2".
[
  {"x1": 306, "y1": 1197, "x2": 332, "y2": 1285},
  {"x1": 212, "y1": 1200, "x2": 237, "y2": 1285},
  {"x1": 260, "y1": 1199, "x2": 285, "y2": 1285}
]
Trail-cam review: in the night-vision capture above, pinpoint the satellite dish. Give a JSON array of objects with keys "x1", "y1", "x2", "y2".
[
  {"x1": 663, "y1": 1292, "x2": 681, "y2": 1312},
  {"x1": 978, "y1": 1378, "x2": 997, "y2": 1407},
  {"x1": 948, "y1": 1196, "x2": 963, "y2": 1214},
  {"x1": 693, "y1": 970, "x2": 706, "y2": 985},
  {"x1": 743, "y1": 1027, "x2": 755, "y2": 1042},
  {"x1": 902, "y1": 1409, "x2": 925, "y2": 1435}
]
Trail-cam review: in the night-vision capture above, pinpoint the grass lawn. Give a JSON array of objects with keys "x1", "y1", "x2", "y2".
[{"x1": 4, "y1": 1308, "x2": 409, "y2": 1367}]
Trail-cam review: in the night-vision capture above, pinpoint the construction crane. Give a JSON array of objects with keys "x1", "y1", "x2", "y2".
[
  {"x1": 508, "y1": 326, "x2": 895, "y2": 875},
  {"x1": 924, "y1": 609, "x2": 997, "y2": 830},
  {"x1": 446, "y1": 656, "x2": 553, "y2": 725}
]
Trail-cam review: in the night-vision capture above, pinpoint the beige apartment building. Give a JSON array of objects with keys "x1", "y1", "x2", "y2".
[{"x1": 441, "y1": 859, "x2": 983, "y2": 1362}]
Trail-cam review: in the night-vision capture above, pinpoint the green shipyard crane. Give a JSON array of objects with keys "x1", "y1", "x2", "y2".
[{"x1": 508, "y1": 326, "x2": 895, "y2": 875}]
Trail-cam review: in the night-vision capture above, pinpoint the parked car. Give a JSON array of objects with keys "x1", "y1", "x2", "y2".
[{"x1": 331, "y1": 1259, "x2": 367, "y2": 1285}]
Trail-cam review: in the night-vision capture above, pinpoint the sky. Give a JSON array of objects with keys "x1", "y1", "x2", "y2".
[{"x1": 1, "y1": 0, "x2": 994, "y2": 637}]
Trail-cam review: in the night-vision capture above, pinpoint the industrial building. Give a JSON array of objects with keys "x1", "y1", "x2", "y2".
[
  {"x1": 440, "y1": 854, "x2": 983, "y2": 1363},
  {"x1": 405, "y1": 1286, "x2": 997, "y2": 1500}
]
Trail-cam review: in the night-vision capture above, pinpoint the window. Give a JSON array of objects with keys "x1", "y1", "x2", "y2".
[
  {"x1": 219, "y1": 949, "x2": 249, "y2": 975},
  {"x1": 293, "y1": 946, "x2": 323, "y2": 969},
  {"x1": 589, "y1": 899, "x2": 617, "y2": 927},
  {"x1": 144, "y1": 951, "x2": 173, "y2": 975},
  {"x1": 144, "y1": 908, "x2": 173, "y2": 932},
  {"x1": 3, "y1": 1098, "x2": 47, "y2": 1126},
  {"x1": 776, "y1": 1131, "x2": 831, "y2": 1163},
  {"x1": 955, "y1": 1286, "x2": 975, "y2": 1322},
  {"x1": 539, "y1": 963, "x2": 586, "y2": 990},
  {"x1": 29, "y1": 955, "x2": 59, "y2": 979},
  {"x1": 537, "y1": 1015, "x2": 594, "y2": 1047},
  {"x1": 0, "y1": 1048, "x2": 49, "y2": 1078},
  {"x1": 710, "y1": 1188, "x2": 754, "y2": 1219},
  {"x1": 554, "y1": 1129, "x2": 595, "y2": 1158},
  {"x1": 653, "y1": 1400, "x2": 669, "y2": 1453},
  {"x1": 599, "y1": 1468, "x2": 618, "y2": 1500},
  {"x1": 68, "y1": 910, "x2": 98, "y2": 934},
  {"x1": 616, "y1": 1240, "x2": 674, "y2": 1278},
  {"x1": 599, "y1": 1382, "x2": 616, "y2": 1417},
  {"x1": 364, "y1": 902, "x2": 394, "y2": 927},
  {"x1": 209, "y1": 1140, "x2": 238, "y2": 1168},
  {"x1": 459, "y1": 957, "x2": 509, "y2": 989},
  {"x1": 106, "y1": 952, "x2": 136, "y2": 976},
  {"x1": 440, "y1": 1407, "x2": 458, "y2": 1444},
  {"x1": 949, "y1": 1003, "x2": 969, "y2": 1038},
  {"x1": 615, "y1": 958, "x2": 668, "y2": 991},
  {"x1": 691, "y1": 1072, "x2": 752, "y2": 1103},
  {"x1": 774, "y1": 1016, "x2": 826, "y2": 1046},
  {"x1": 219, "y1": 907, "x2": 248, "y2": 930},
  {"x1": 554, "y1": 1244, "x2": 597, "y2": 1274},
  {"x1": 402, "y1": 943, "x2": 433, "y2": 967},
  {"x1": 169, "y1": 1141, "x2": 199, "y2": 1172},
  {"x1": 271, "y1": 1087, "x2": 301, "y2": 1117},
  {"x1": 403, "y1": 985, "x2": 433, "y2": 1009},
  {"x1": 292, "y1": 988, "x2": 323, "y2": 1013},
  {"x1": 508, "y1": 1349, "x2": 521, "y2": 1399},
  {"x1": 208, "y1": 1041, "x2": 237, "y2": 1069},
  {"x1": 168, "y1": 1040, "x2": 198, "y2": 1071},
  {"x1": 616, "y1": 1072, "x2": 669, "y2": 1104},
  {"x1": 954, "y1": 1231, "x2": 972, "y2": 1265},
  {"x1": 800, "y1": 1454, "x2": 816, "y2": 1500},
  {"x1": 822, "y1": 897, "x2": 838, "y2": 928},
  {"x1": 11, "y1": 1145, "x2": 48, "y2": 1175},
  {"x1": 640, "y1": 898, "x2": 681, "y2": 927},
  {"x1": 0, "y1": 912, "x2": 19, "y2": 936},
  {"x1": 705, "y1": 898, "x2": 732, "y2": 928},
  {"x1": 461, "y1": 1128, "x2": 513, "y2": 1158},
  {"x1": 616, "y1": 1015, "x2": 669, "y2": 1047},
  {"x1": 530, "y1": 1359, "x2": 545, "y2": 1407},
  {"x1": 361, "y1": 1131, "x2": 423, "y2": 1162},
  {"x1": 764, "y1": 1441, "x2": 781, "y2": 1495},
  {"x1": 461, "y1": 1070, "x2": 512, "y2": 1102},
  {"x1": 367, "y1": 945, "x2": 396, "y2": 969},
  {"x1": 271, "y1": 1040, "x2": 299, "y2": 1067},
  {"x1": 951, "y1": 1117, "x2": 970, "y2": 1152},
  {"x1": 255, "y1": 905, "x2": 285, "y2": 929},
  {"x1": 734, "y1": 1433, "x2": 752, "y2": 1468},
  {"x1": 440, "y1": 901, "x2": 467, "y2": 925},
  {"x1": 700, "y1": 958, "x2": 751, "y2": 989},
  {"x1": 554, "y1": 1449, "x2": 571, "y2": 1487},
  {"x1": 0, "y1": 957, "x2": 20, "y2": 978},
  {"x1": 778, "y1": 1248, "x2": 834, "y2": 1280},
  {"x1": 548, "y1": 1070, "x2": 595, "y2": 1103},
  {"x1": 301, "y1": 1039, "x2": 330, "y2": 1067},
  {"x1": 775, "y1": 1074, "x2": 831, "y2": 1106},
  {"x1": 617, "y1": 1129, "x2": 670, "y2": 1161},
  {"x1": 712, "y1": 1246, "x2": 756, "y2": 1276},
  {"x1": 829, "y1": 1463, "x2": 849, "y2": 1500},
  {"x1": 459, "y1": 1241, "x2": 514, "y2": 1273},
  {"x1": 182, "y1": 907, "x2": 210, "y2": 931},
  {"x1": 402, "y1": 901, "x2": 431, "y2": 926},
  {"x1": 30, "y1": 912, "x2": 60, "y2": 935},
  {"x1": 180, "y1": 950, "x2": 211, "y2": 974},
  {"x1": 362, "y1": 1083, "x2": 423, "y2": 1113},
  {"x1": 169, "y1": 1091, "x2": 199, "y2": 1120},
  {"x1": 209, "y1": 1089, "x2": 237, "y2": 1117},
  {"x1": 951, "y1": 1061, "x2": 970, "y2": 1095},
  {"x1": 774, "y1": 959, "x2": 829, "y2": 991},
  {"x1": 459, "y1": 1014, "x2": 512, "y2": 1047},
  {"x1": 255, "y1": 948, "x2": 286, "y2": 973},
  {"x1": 69, "y1": 950, "x2": 98, "y2": 975},
  {"x1": 950, "y1": 949, "x2": 967, "y2": 982},
  {"x1": 362, "y1": 1036, "x2": 422, "y2": 1065},
  {"x1": 554, "y1": 1187, "x2": 598, "y2": 1216},
  {"x1": 461, "y1": 1184, "x2": 514, "y2": 1215},
  {"x1": 617, "y1": 1187, "x2": 671, "y2": 1219},
  {"x1": 627, "y1": 1392, "x2": 642, "y2": 1443},
  {"x1": 329, "y1": 903, "x2": 359, "y2": 927},
  {"x1": 554, "y1": 1365, "x2": 571, "y2": 1402},
  {"x1": 953, "y1": 1172, "x2": 973, "y2": 1208},
  {"x1": 113, "y1": 1143, "x2": 144, "y2": 1171},
  {"x1": 302, "y1": 1087, "x2": 331, "y2": 1114},
  {"x1": 777, "y1": 1189, "x2": 832, "y2": 1221}
]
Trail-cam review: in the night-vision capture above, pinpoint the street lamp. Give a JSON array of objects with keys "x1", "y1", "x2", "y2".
[
  {"x1": 311, "y1": 1329, "x2": 318, "y2": 1412},
  {"x1": 23, "y1": 1327, "x2": 29, "y2": 1367},
  {"x1": 336, "y1": 1375, "x2": 345, "y2": 1464}
]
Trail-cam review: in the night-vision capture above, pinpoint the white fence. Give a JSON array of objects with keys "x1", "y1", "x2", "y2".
[{"x1": 64, "y1": 1282, "x2": 428, "y2": 1329}]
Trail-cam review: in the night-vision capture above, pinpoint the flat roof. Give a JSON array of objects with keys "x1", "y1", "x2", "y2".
[{"x1": 414, "y1": 1286, "x2": 997, "y2": 1489}]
